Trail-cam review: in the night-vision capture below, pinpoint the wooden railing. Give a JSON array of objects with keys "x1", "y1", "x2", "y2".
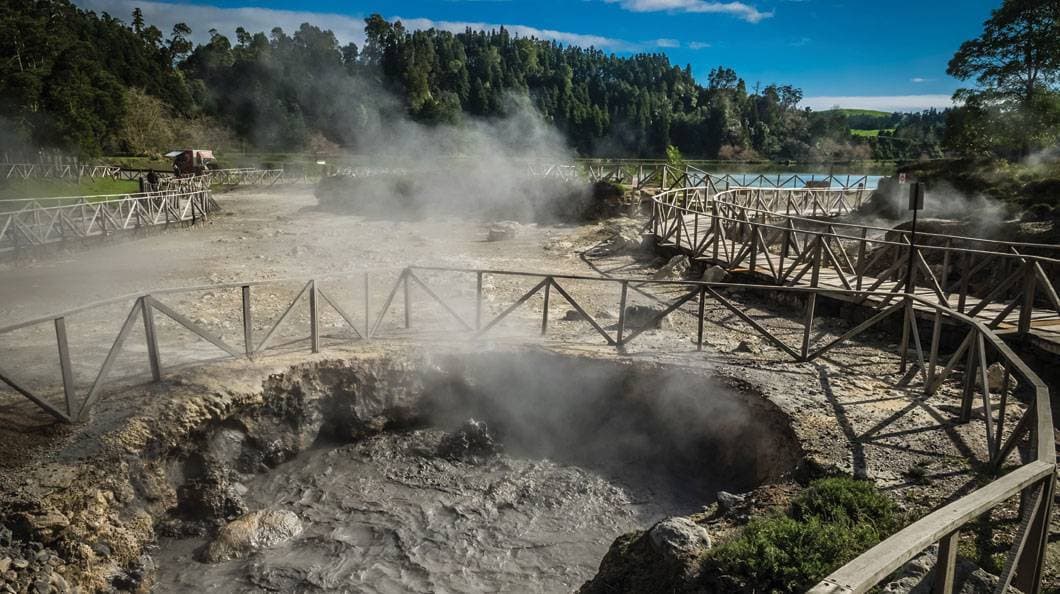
[
  {"x1": 0, "y1": 264, "x2": 1053, "y2": 592},
  {"x1": 2, "y1": 162, "x2": 122, "y2": 181},
  {"x1": 652, "y1": 186, "x2": 1060, "y2": 339},
  {"x1": 648, "y1": 185, "x2": 1057, "y2": 593},
  {"x1": 1, "y1": 167, "x2": 1053, "y2": 591},
  {"x1": 0, "y1": 175, "x2": 214, "y2": 252}
]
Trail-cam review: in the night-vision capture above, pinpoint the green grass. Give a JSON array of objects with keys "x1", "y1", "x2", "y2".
[
  {"x1": 821, "y1": 108, "x2": 893, "y2": 117},
  {"x1": 850, "y1": 128, "x2": 896, "y2": 138},
  {"x1": 0, "y1": 178, "x2": 140, "y2": 201}
]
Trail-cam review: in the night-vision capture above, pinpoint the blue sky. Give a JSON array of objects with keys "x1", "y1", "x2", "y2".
[{"x1": 74, "y1": 0, "x2": 1002, "y2": 112}]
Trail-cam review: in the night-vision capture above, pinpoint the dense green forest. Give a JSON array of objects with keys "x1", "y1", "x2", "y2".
[{"x1": 1, "y1": 0, "x2": 1056, "y2": 164}]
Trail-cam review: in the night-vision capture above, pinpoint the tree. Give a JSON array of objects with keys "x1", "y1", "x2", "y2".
[
  {"x1": 946, "y1": 0, "x2": 1060, "y2": 157},
  {"x1": 168, "y1": 22, "x2": 193, "y2": 64},
  {"x1": 948, "y1": 0, "x2": 1060, "y2": 106},
  {"x1": 131, "y1": 7, "x2": 144, "y2": 35},
  {"x1": 119, "y1": 87, "x2": 173, "y2": 155}
]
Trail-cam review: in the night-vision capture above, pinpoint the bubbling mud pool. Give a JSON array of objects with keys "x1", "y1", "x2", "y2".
[{"x1": 151, "y1": 351, "x2": 800, "y2": 593}]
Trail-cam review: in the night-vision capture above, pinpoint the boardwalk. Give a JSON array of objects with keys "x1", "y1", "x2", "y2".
[{"x1": 651, "y1": 185, "x2": 1060, "y2": 354}]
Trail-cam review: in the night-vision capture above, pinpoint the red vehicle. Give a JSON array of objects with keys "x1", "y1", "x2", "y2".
[{"x1": 166, "y1": 149, "x2": 216, "y2": 177}]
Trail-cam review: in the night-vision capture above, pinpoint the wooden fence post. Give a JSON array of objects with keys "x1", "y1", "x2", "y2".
[
  {"x1": 241, "y1": 285, "x2": 253, "y2": 356},
  {"x1": 1018, "y1": 262, "x2": 1037, "y2": 337},
  {"x1": 541, "y1": 278, "x2": 551, "y2": 335},
  {"x1": 476, "y1": 272, "x2": 483, "y2": 331},
  {"x1": 140, "y1": 297, "x2": 161, "y2": 381},
  {"x1": 933, "y1": 530, "x2": 960, "y2": 594},
  {"x1": 309, "y1": 280, "x2": 319, "y2": 353},
  {"x1": 54, "y1": 317, "x2": 76, "y2": 416}
]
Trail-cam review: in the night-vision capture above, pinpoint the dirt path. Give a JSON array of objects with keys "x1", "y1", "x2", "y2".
[{"x1": 0, "y1": 186, "x2": 595, "y2": 325}]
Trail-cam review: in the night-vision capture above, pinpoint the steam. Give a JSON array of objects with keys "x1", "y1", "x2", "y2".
[
  {"x1": 1024, "y1": 145, "x2": 1060, "y2": 167},
  {"x1": 314, "y1": 91, "x2": 587, "y2": 223},
  {"x1": 423, "y1": 351, "x2": 797, "y2": 495},
  {"x1": 851, "y1": 177, "x2": 1015, "y2": 239}
]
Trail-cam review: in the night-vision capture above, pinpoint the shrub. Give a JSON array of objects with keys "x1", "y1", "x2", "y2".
[
  {"x1": 666, "y1": 144, "x2": 685, "y2": 168},
  {"x1": 1022, "y1": 203, "x2": 1055, "y2": 222},
  {"x1": 701, "y1": 478, "x2": 898, "y2": 593},
  {"x1": 790, "y1": 477, "x2": 898, "y2": 531}
]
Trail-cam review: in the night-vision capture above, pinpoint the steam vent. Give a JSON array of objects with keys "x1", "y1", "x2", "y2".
[{"x1": 4, "y1": 4, "x2": 1060, "y2": 592}]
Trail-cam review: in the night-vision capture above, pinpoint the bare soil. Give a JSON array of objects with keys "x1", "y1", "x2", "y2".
[{"x1": 0, "y1": 185, "x2": 1046, "y2": 591}]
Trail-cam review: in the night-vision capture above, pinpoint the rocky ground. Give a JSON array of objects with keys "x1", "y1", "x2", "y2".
[{"x1": 0, "y1": 185, "x2": 1049, "y2": 592}]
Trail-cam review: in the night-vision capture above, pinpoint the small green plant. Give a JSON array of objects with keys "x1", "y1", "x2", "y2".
[
  {"x1": 903, "y1": 461, "x2": 930, "y2": 486},
  {"x1": 701, "y1": 477, "x2": 899, "y2": 593},
  {"x1": 666, "y1": 144, "x2": 685, "y2": 169}
]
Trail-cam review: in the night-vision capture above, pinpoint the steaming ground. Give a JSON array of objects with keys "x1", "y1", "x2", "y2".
[
  {"x1": 154, "y1": 429, "x2": 692, "y2": 593},
  {"x1": 0, "y1": 184, "x2": 1023, "y2": 509},
  {"x1": 0, "y1": 185, "x2": 1048, "y2": 589},
  {"x1": 0, "y1": 185, "x2": 590, "y2": 323}
]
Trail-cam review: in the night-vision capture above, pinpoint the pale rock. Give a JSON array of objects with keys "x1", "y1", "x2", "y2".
[
  {"x1": 623, "y1": 305, "x2": 672, "y2": 330},
  {"x1": 563, "y1": 310, "x2": 586, "y2": 322},
  {"x1": 648, "y1": 517, "x2": 712, "y2": 561},
  {"x1": 487, "y1": 222, "x2": 519, "y2": 242},
  {"x1": 975, "y1": 362, "x2": 1018, "y2": 392},
  {"x1": 652, "y1": 255, "x2": 690, "y2": 280},
  {"x1": 203, "y1": 509, "x2": 303, "y2": 563},
  {"x1": 700, "y1": 265, "x2": 728, "y2": 283},
  {"x1": 716, "y1": 491, "x2": 747, "y2": 512}
]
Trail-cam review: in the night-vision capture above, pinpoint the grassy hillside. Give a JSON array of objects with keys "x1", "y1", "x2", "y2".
[
  {"x1": 850, "y1": 128, "x2": 896, "y2": 138},
  {"x1": 820, "y1": 108, "x2": 893, "y2": 118}
]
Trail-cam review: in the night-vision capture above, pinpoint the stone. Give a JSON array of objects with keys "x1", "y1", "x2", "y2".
[
  {"x1": 487, "y1": 222, "x2": 519, "y2": 242},
  {"x1": 437, "y1": 419, "x2": 500, "y2": 461},
  {"x1": 716, "y1": 491, "x2": 747, "y2": 512},
  {"x1": 590, "y1": 218, "x2": 647, "y2": 256},
  {"x1": 176, "y1": 466, "x2": 248, "y2": 523},
  {"x1": 648, "y1": 517, "x2": 712, "y2": 561},
  {"x1": 975, "y1": 362, "x2": 1018, "y2": 392},
  {"x1": 596, "y1": 310, "x2": 618, "y2": 320},
  {"x1": 11, "y1": 560, "x2": 27, "y2": 570},
  {"x1": 31, "y1": 580, "x2": 50, "y2": 594},
  {"x1": 0, "y1": 560, "x2": 8, "y2": 574},
  {"x1": 27, "y1": 511, "x2": 68, "y2": 532},
  {"x1": 563, "y1": 309, "x2": 586, "y2": 322},
  {"x1": 203, "y1": 509, "x2": 304, "y2": 563},
  {"x1": 623, "y1": 305, "x2": 672, "y2": 330},
  {"x1": 733, "y1": 340, "x2": 759, "y2": 354},
  {"x1": 3, "y1": 571, "x2": 16, "y2": 583},
  {"x1": 652, "y1": 255, "x2": 690, "y2": 280},
  {"x1": 91, "y1": 542, "x2": 111, "y2": 558},
  {"x1": 700, "y1": 265, "x2": 728, "y2": 284},
  {"x1": 48, "y1": 573, "x2": 68, "y2": 594}
]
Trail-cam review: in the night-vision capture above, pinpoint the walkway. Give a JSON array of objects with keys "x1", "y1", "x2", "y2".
[{"x1": 651, "y1": 185, "x2": 1060, "y2": 354}]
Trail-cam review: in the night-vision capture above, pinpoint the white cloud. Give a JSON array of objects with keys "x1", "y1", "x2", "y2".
[
  {"x1": 688, "y1": 41, "x2": 712, "y2": 49},
  {"x1": 910, "y1": 77, "x2": 933, "y2": 84},
  {"x1": 800, "y1": 95, "x2": 956, "y2": 112},
  {"x1": 654, "y1": 38, "x2": 681, "y2": 48},
  {"x1": 605, "y1": 0, "x2": 773, "y2": 23},
  {"x1": 72, "y1": 0, "x2": 635, "y2": 50}
]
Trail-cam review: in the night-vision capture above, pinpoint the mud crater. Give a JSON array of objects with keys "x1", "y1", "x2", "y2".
[{"x1": 151, "y1": 350, "x2": 800, "y2": 593}]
